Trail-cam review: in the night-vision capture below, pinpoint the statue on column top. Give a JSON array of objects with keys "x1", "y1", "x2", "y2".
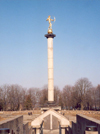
[{"x1": 46, "y1": 16, "x2": 55, "y2": 34}]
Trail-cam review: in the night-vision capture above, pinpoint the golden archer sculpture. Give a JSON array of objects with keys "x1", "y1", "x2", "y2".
[{"x1": 46, "y1": 16, "x2": 55, "y2": 34}]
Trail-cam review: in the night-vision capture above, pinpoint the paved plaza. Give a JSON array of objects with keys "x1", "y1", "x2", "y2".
[{"x1": 43, "y1": 129, "x2": 59, "y2": 134}]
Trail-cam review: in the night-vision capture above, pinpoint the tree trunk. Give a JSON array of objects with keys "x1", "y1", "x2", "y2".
[{"x1": 81, "y1": 102, "x2": 83, "y2": 110}]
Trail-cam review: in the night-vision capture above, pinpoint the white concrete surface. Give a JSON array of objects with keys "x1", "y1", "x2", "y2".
[
  {"x1": 61, "y1": 128, "x2": 65, "y2": 134},
  {"x1": 47, "y1": 38, "x2": 54, "y2": 102},
  {"x1": 31, "y1": 109, "x2": 69, "y2": 128},
  {"x1": 43, "y1": 129, "x2": 59, "y2": 134}
]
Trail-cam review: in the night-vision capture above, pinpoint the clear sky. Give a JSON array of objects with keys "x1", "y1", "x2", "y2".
[{"x1": 0, "y1": 0, "x2": 100, "y2": 90}]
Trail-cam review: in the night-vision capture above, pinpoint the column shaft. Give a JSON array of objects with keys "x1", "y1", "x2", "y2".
[{"x1": 47, "y1": 38, "x2": 54, "y2": 102}]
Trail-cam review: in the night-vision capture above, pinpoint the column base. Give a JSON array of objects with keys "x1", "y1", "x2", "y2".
[
  {"x1": 40, "y1": 101, "x2": 61, "y2": 111},
  {"x1": 47, "y1": 101, "x2": 55, "y2": 105}
]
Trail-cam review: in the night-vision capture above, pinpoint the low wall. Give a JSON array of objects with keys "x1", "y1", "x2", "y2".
[
  {"x1": 71, "y1": 114, "x2": 100, "y2": 134},
  {"x1": 0, "y1": 115, "x2": 23, "y2": 134},
  {"x1": 23, "y1": 122, "x2": 29, "y2": 134},
  {"x1": 72, "y1": 121, "x2": 77, "y2": 134},
  {"x1": 23, "y1": 122, "x2": 32, "y2": 134}
]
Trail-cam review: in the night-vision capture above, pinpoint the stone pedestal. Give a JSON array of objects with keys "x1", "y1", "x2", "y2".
[
  {"x1": 41, "y1": 106, "x2": 61, "y2": 112},
  {"x1": 40, "y1": 99, "x2": 61, "y2": 111}
]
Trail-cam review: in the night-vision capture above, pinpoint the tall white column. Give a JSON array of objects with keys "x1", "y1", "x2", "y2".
[
  {"x1": 48, "y1": 37, "x2": 54, "y2": 102},
  {"x1": 45, "y1": 34, "x2": 56, "y2": 103}
]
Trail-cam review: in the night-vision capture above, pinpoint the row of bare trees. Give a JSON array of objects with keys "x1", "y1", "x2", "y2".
[
  {"x1": 0, "y1": 85, "x2": 40, "y2": 111},
  {"x1": 62, "y1": 78, "x2": 100, "y2": 110},
  {"x1": 0, "y1": 78, "x2": 100, "y2": 111}
]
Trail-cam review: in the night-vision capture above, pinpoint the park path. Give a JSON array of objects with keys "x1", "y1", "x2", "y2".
[{"x1": 43, "y1": 129, "x2": 59, "y2": 134}]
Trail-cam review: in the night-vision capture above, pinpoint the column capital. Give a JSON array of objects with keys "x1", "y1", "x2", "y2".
[{"x1": 45, "y1": 33, "x2": 56, "y2": 39}]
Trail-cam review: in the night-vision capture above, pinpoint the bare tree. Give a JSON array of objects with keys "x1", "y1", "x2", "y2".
[
  {"x1": 75, "y1": 78, "x2": 93, "y2": 110},
  {"x1": 0, "y1": 87, "x2": 3, "y2": 110},
  {"x1": 7, "y1": 84, "x2": 23, "y2": 111},
  {"x1": 58, "y1": 90, "x2": 63, "y2": 108},
  {"x1": 70, "y1": 86, "x2": 79, "y2": 109},
  {"x1": 84, "y1": 87, "x2": 94, "y2": 110},
  {"x1": 54, "y1": 86, "x2": 61, "y2": 104},
  {"x1": 39, "y1": 86, "x2": 48, "y2": 105},
  {"x1": 35, "y1": 88, "x2": 41, "y2": 105},
  {"x1": 20, "y1": 88, "x2": 27, "y2": 110},
  {"x1": 24, "y1": 95, "x2": 33, "y2": 110},
  {"x1": 28, "y1": 88, "x2": 39, "y2": 107},
  {"x1": 62, "y1": 85, "x2": 73, "y2": 109},
  {"x1": 96, "y1": 85, "x2": 100, "y2": 109},
  {"x1": 1, "y1": 85, "x2": 9, "y2": 111}
]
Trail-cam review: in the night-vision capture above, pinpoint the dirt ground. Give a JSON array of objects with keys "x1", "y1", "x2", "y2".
[
  {"x1": 0, "y1": 116, "x2": 7, "y2": 121},
  {"x1": 0, "y1": 110, "x2": 41, "y2": 121},
  {"x1": 0, "y1": 110, "x2": 100, "y2": 121},
  {"x1": 61, "y1": 110, "x2": 100, "y2": 120}
]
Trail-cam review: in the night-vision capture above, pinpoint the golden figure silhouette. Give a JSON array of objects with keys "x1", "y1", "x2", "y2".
[{"x1": 46, "y1": 16, "x2": 55, "y2": 31}]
